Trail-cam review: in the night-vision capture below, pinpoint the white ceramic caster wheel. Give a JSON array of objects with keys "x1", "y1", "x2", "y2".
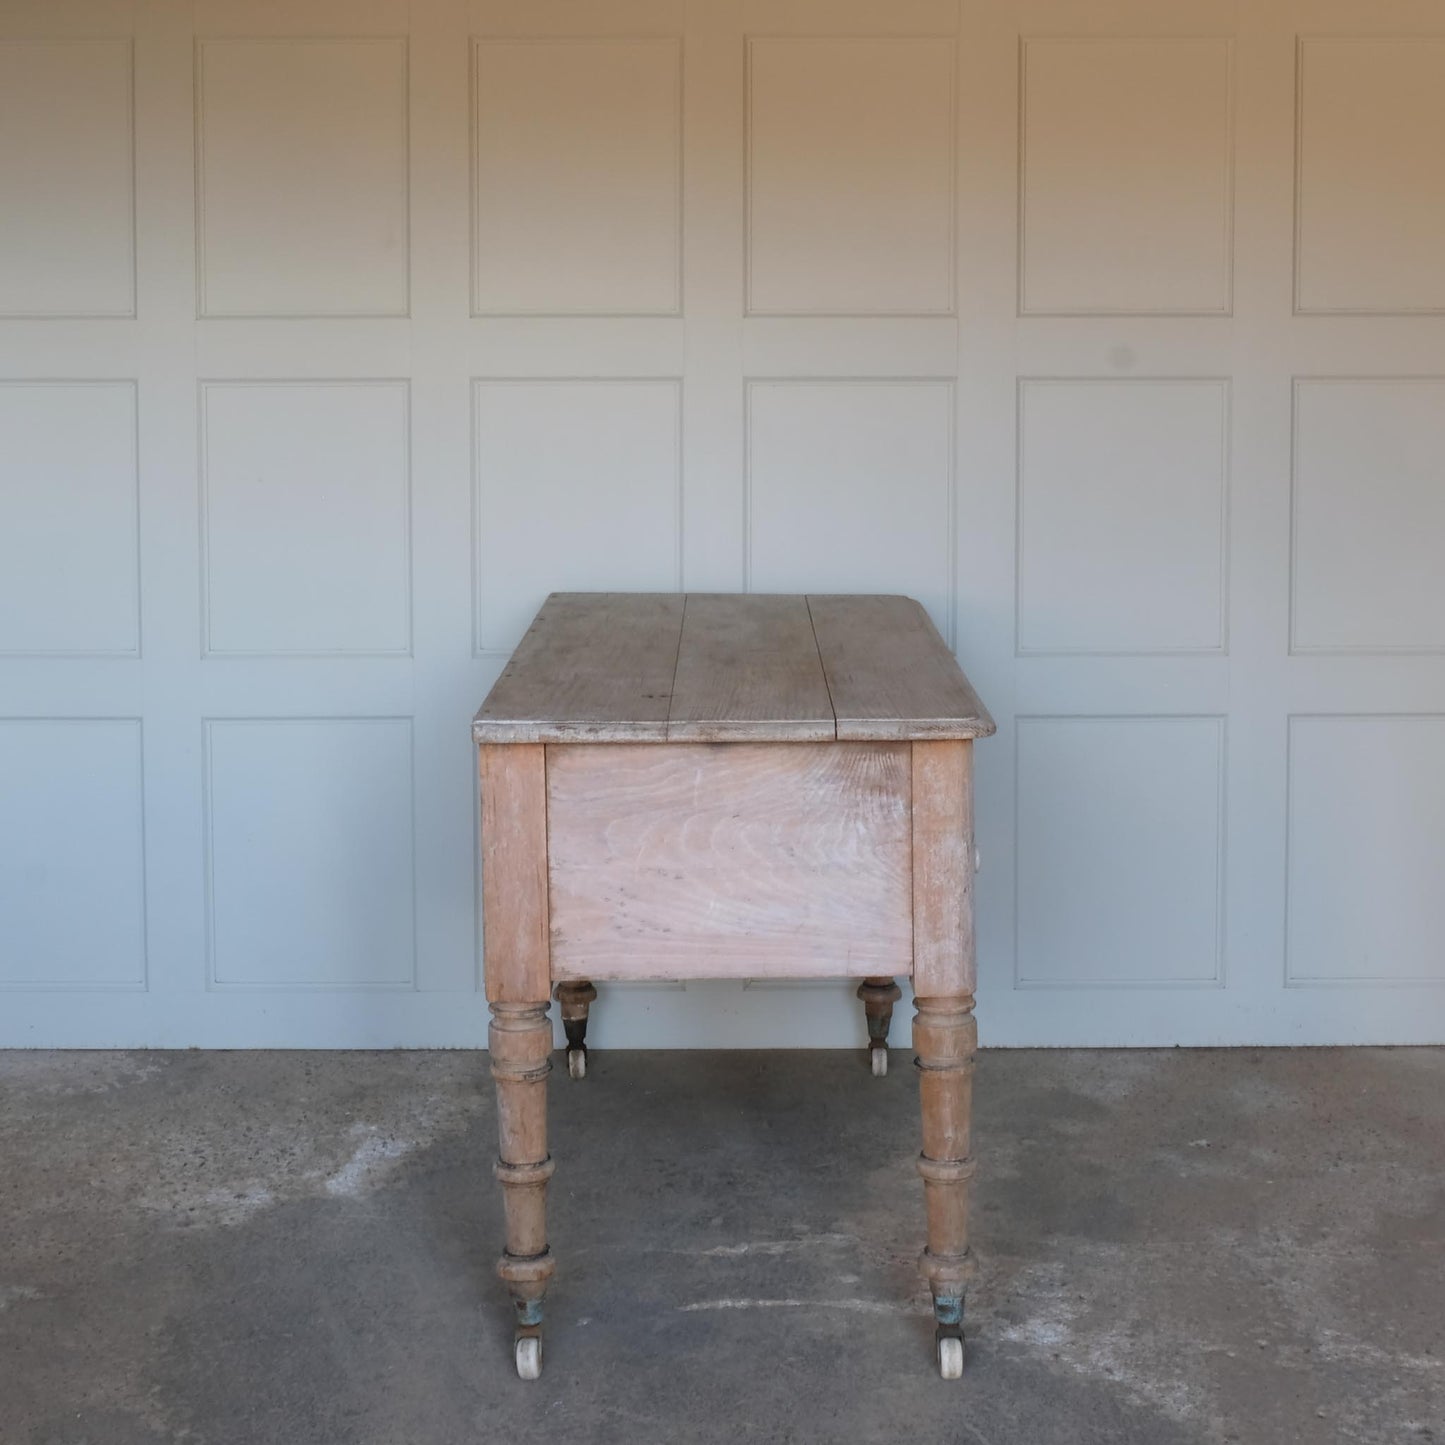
[
  {"x1": 567, "y1": 1048, "x2": 586, "y2": 1080},
  {"x1": 870, "y1": 1047, "x2": 888, "y2": 1078},
  {"x1": 937, "y1": 1334, "x2": 964, "y2": 1380},
  {"x1": 515, "y1": 1335, "x2": 542, "y2": 1380}
]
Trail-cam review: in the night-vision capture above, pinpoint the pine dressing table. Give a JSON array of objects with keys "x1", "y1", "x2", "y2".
[{"x1": 474, "y1": 592, "x2": 994, "y2": 1379}]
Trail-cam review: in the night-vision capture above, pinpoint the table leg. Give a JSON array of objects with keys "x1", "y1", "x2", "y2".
[
  {"x1": 489, "y1": 1000, "x2": 555, "y2": 1380},
  {"x1": 555, "y1": 980, "x2": 597, "y2": 1080},
  {"x1": 856, "y1": 976, "x2": 902, "y2": 1076},
  {"x1": 914, "y1": 993, "x2": 977, "y2": 1380}
]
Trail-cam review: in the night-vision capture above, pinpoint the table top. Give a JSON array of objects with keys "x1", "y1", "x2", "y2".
[{"x1": 474, "y1": 593, "x2": 995, "y2": 745}]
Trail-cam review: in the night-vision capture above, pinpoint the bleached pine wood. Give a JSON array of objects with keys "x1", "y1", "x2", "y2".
[
  {"x1": 489, "y1": 1001, "x2": 555, "y2": 1345},
  {"x1": 914, "y1": 995, "x2": 978, "y2": 1301},
  {"x1": 807, "y1": 595, "x2": 995, "y2": 741},
  {"x1": 666, "y1": 593, "x2": 835, "y2": 742},
  {"x1": 545, "y1": 741, "x2": 913, "y2": 979},
  {"x1": 474, "y1": 593, "x2": 992, "y2": 744},
  {"x1": 476, "y1": 595, "x2": 991, "y2": 1376},
  {"x1": 478, "y1": 743, "x2": 550, "y2": 1004},
  {"x1": 473, "y1": 593, "x2": 685, "y2": 744},
  {"x1": 910, "y1": 739, "x2": 976, "y2": 999},
  {"x1": 908, "y1": 737, "x2": 979, "y2": 1365}
]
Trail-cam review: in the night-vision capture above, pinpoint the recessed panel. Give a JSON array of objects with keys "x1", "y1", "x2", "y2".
[
  {"x1": 0, "y1": 720, "x2": 145, "y2": 987},
  {"x1": 197, "y1": 38, "x2": 409, "y2": 316},
  {"x1": 746, "y1": 38, "x2": 955, "y2": 315},
  {"x1": 1296, "y1": 39, "x2": 1445, "y2": 313},
  {"x1": 1288, "y1": 717, "x2": 1445, "y2": 984},
  {"x1": 472, "y1": 39, "x2": 681, "y2": 315},
  {"x1": 0, "y1": 40, "x2": 134, "y2": 317},
  {"x1": 746, "y1": 381, "x2": 953, "y2": 639},
  {"x1": 1018, "y1": 380, "x2": 1227, "y2": 654},
  {"x1": 473, "y1": 380, "x2": 681, "y2": 653},
  {"x1": 1016, "y1": 717, "x2": 1224, "y2": 986},
  {"x1": 1021, "y1": 39, "x2": 1233, "y2": 315},
  {"x1": 205, "y1": 719, "x2": 414, "y2": 987},
  {"x1": 1292, "y1": 379, "x2": 1445, "y2": 653},
  {"x1": 0, "y1": 383, "x2": 139, "y2": 655},
  {"x1": 547, "y1": 742, "x2": 913, "y2": 980},
  {"x1": 202, "y1": 382, "x2": 411, "y2": 655}
]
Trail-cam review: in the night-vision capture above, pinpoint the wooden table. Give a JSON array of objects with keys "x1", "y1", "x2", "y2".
[{"x1": 474, "y1": 593, "x2": 994, "y2": 1380}]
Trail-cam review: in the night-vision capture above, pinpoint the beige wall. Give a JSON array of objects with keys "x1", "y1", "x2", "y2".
[{"x1": 2, "y1": 0, "x2": 1444, "y2": 1045}]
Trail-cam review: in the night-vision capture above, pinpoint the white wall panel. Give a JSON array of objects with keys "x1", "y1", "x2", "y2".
[
  {"x1": 1020, "y1": 38, "x2": 1233, "y2": 315},
  {"x1": 3, "y1": 0, "x2": 1443, "y2": 1048},
  {"x1": 196, "y1": 37, "x2": 409, "y2": 317},
  {"x1": 746, "y1": 38, "x2": 955, "y2": 316},
  {"x1": 201, "y1": 381, "x2": 411, "y2": 655},
  {"x1": 1015, "y1": 716, "x2": 1224, "y2": 987},
  {"x1": 1018, "y1": 379, "x2": 1227, "y2": 654},
  {"x1": 204, "y1": 718, "x2": 415, "y2": 988},
  {"x1": 472, "y1": 379, "x2": 682, "y2": 653},
  {"x1": 746, "y1": 380, "x2": 954, "y2": 639},
  {"x1": 0, "y1": 39, "x2": 134, "y2": 317},
  {"x1": 0, "y1": 720, "x2": 145, "y2": 987},
  {"x1": 1296, "y1": 39, "x2": 1445, "y2": 314},
  {"x1": 1287, "y1": 716, "x2": 1445, "y2": 984},
  {"x1": 0, "y1": 383, "x2": 139, "y2": 655},
  {"x1": 1292, "y1": 379, "x2": 1445, "y2": 654},
  {"x1": 471, "y1": 39, "x2": 682, "y2": 316}
]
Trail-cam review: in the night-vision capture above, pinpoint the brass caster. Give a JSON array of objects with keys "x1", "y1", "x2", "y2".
[
  {"x1": 870, "y1": 1045, "x2": 888, "y2": 1078},
  {"x1": 566, "y1": 1046, "x2": 586, "y2": 1080}
]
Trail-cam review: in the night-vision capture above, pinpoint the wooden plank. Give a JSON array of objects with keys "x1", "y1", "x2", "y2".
[
  {"x1": 807, "y1": 595, "x2": 994, "y2": 741},
  {"x1": 910, "y1": 739, "x2": 976, "y2": 997},
  {"x1": 667, "y1": 593, "x2": 835, "y2": 741},
  {"x1": 546, "y1": 741, "x2": 913, "y2": 979},
  {"x1": 479, "y1": 743, "x2": 551, "y2": 1003},
  {"x1": 473, "y1": 593, "x2": 685, "y2": 744}
]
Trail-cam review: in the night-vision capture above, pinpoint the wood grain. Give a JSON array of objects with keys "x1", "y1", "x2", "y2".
[
  {"x1": 667, "y1": 593, "x2": 835, "y2": 741},
  {"x1": 473, "y1": 592, "x2": 685, "y2": 744},
  {"x1": 479, "y1": 743, "x2": 551, "y2": 1003},
  {"x1": 807, "y1": 595, "x2": 995, "y2": 741},
  {"x1": 546, "y1": 741, "x2": 913, "y2": 979},
  {"x1": 914, "y1": 995, "x2": 978, "y2": 1302},
  {"x1": 475, "y1": 592, "x2": 995, "y2": 744},
  {"x1": 910, "y1": 739, "x2": 975, "y2": 997}
]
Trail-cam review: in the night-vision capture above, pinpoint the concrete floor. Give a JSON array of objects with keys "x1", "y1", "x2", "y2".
[{"x1": 1, "y1": 1048, "x2": 1441, "y2": 1445}]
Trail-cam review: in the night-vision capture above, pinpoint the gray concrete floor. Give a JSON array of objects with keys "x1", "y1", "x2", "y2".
[{"x1": 1, "y1": 1048, "x2": 1442, "y2": 1445}]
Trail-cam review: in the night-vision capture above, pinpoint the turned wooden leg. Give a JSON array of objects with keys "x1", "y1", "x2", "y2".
[
  {"x1": 856, "y1": 976, "x2": 902, "y2": 1077},
  {"x1": 489, "y1": 1000, "x2": 555, "y2": 1380},
  {"x1": 914, "y1": 993, "x2": 977, "y2": 1380},
  {"x1": 554, "y1": 980, "x2": 597, "y2": 1080}
]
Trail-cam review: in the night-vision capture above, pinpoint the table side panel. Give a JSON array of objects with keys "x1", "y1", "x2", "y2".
[
  {"x1": 807, "y1": 594, "x2": 995, "y2": 741},
  {"x1": 474, "y1": 592, "x2": 685, "y2": 743},
  {"x1": 546, "y1": 741, "x2": 913, "y2": 979},
  {"x1": 666, "y1": 594, "x2": 835, "y2": 742}
]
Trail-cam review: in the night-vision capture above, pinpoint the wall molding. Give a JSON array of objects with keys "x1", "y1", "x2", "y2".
[
  {"x1": 202, "y1": 715, "x2": 418, "y2": 992},
  {"x1": 197, "y1": 377, "x2": 414, "y2": 659},
  {"x1": 1017, "y1": 35, "x2": 1235, "y2": 319},
  {"x1": 469, "y1": 375, "x2": 685, "y2": 656},
  {"x1": 194, "y1": 35, "x2": 412, "y2": 321},
  {"x1": 1012, "y1": 712, "x2": 1228, "y2": 990},
  {"x1": 744, "y1": 34, "x2": 958, "y2": 319},
  {"x1": 1014, "y1": 375, "x2": 1231, "y2": 658}
]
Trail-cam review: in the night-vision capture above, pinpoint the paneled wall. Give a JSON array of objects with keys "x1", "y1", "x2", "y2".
[{"x1": 2, "y1": 0, "x2": 1443, "y2": 1046}]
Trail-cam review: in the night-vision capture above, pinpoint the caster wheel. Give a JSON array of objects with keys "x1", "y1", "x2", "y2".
[
  {"x1": 936, "y1": 1333, "x2": 964, "y2": 1380},
  {"x1": 514, "y1": 1335, "x2": 542, "y2": 1380},
  {"x1": 870, "y1": 1047, "x2": 888, "y2": 1078},
  {"x1": 567, "y1": 1047, "x2": 586, "y2": 1080}
]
